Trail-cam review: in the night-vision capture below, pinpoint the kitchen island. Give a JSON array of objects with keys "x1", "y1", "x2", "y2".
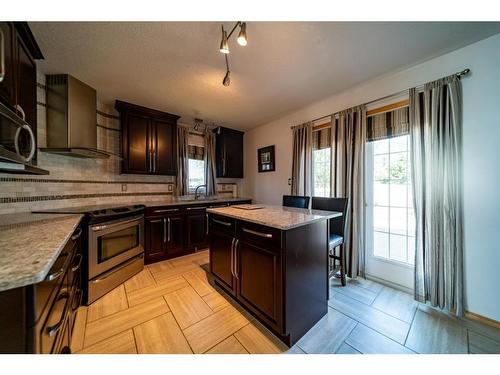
[{"x1": 206, "y1": 204, "x2": 342, "y2": 346}]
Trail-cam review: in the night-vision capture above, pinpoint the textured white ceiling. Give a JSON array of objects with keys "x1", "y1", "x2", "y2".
[{"x1": 30, "y1": 22, "x2": 500, "y2": 130}]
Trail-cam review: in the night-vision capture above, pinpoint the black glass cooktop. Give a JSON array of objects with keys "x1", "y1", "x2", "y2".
[{"x1": 33, "y1": 204, "x2": 145, "y2": 220}]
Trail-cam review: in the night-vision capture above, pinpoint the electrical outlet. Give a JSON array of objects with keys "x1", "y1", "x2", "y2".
[{"x1": 121, "y1": 183, "x2": 127, "y2": 192}]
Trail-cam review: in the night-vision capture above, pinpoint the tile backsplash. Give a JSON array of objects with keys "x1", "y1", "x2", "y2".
[{"x1": 0, "y1": 71, "x2": 238, "y2": 214}]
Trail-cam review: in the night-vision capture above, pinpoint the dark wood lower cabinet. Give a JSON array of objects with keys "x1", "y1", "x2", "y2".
[
  {"x1": 144, "y1": 199, "x2": 251, "y2": 264},
  {"x1": 209, "y1": 230, "x2": 236, "y2": 293},
  {"x1": 0, "y1": 225, "x2": 83, "y2": 353},
  {"x1": 208, "y1": 214, "x2": 328, "y2": 347},
  {"x1": 236, "y1": 240, "x2": 283, "y2": 333}
]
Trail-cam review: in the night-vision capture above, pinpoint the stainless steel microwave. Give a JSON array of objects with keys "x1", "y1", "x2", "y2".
[{"x1": 0, "y1": 100, "x2": 48, "y2": 174}]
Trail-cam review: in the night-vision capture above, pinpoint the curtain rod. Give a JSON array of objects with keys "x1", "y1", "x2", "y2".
[{"x1": 291, "y1": 68, "x2": 471, "y2": 129}]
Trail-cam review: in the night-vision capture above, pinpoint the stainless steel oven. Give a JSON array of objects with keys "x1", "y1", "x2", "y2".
[{"x1": 88, "y1": 214, "x2": 144, "y2": 303}]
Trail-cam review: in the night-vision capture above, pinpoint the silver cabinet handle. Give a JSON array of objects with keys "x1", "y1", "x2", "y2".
[
  {"x1": 46, "y1": 267, "x2": 64, "y2": 282},
  {"x1": 205, "y1": 213, "x2": 209, "y2": 235},
  {"x1": 213, "y1": 218, "x2": 231, "y2": 227},
  {"x1": 71, "y1": 227, "x2": 83, "y2": 241},
  {"x1": 186, "y1": 206, "x2": 206, "y2": 211},
  {"x1": 0, "y1": 28, "x2": 4, "y2": 83},
  {"x1": 154, "y1": 208, "x2": 179, "y2": 213},
  {"x1": 45, "y1": 252, "x2": 69, "y2": 281},
  {"x1": 242, "y1": 228, "x2": 273, "y2": 239},
  {"x1": 230, "y1": 238, "x2": 235, "y2": 277},
  {"x1": 153, "y1": 150, "x2": 156, "y2": 173},
  {"x1": 47, "y1": 291, "x2": 70, "y2": 337},
  {"x1": 168, "y1": 217, "x2": 171, "y2": 242},
  {"x1": 163, "y1": 218, "x2": 167, "y2": 243},
  {"x1": 234, "y1": 239, "x2": 239, "y2": 279},
  {"x1": 71, "y1": 253, "x2": 83, "y2": 272}
]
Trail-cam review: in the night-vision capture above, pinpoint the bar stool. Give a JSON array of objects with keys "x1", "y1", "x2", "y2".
[
  {"x1": 282, "y1": 195, "x2": 310, "y2": 209},
  {"x1": 311, "y1": 197, "x2": 349, "y2": 294}
]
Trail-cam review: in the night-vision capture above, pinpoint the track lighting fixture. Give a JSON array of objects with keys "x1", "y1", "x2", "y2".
[
  {"x1": 237, "y1": 22, "x2": 247, "y2": 46},
  {"x1": 219, "y1": 27, "x2": 229, "y2": 54},
  {"x1": 218, "y1": 22, "x2": 247, "y2": 86}
]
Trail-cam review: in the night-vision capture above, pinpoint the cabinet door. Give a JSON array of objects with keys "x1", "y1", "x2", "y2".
[
  {"x1": 145, "y1": 217, "x2": 167, "y2": 264},
  {"x1": 236, "y1": 240, "x2": 282, "y2": 332},
  {"x1": 224, "y1": 133, "x2": 243, "y2": 178},
  {"x1": 0, "y1": 22, "x2": 15, "y2": 106},
  {"x1": 209, "y1": 231, "x2": 235, "y2": 294},
  {"x1": 186, "y1": 210, "x2": 208, "y2": 250},
  {"x1": 153, "y1": 119, "x2": 176, "y2": 175},
  {"x1": 166, "y1": 215, "x2": 184, "y2": 256},
  {"x1": 123, "y1": 113, "x2": 151, "y2": 174}
]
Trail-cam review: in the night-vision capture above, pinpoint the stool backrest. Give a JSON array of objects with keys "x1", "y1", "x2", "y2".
[
  {"x1": 282, "y1": 195, "x2": 310, "y2": 209},
  {"x1": 311, "y1": 197, "x2": 348, "y2": 237}
]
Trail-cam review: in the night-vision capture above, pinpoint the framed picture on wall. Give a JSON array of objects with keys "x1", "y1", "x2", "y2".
[{"x1": 258, "y1": 145, "x2": 275, "y2": 173}]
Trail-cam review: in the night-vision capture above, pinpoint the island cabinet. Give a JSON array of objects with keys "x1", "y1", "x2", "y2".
[{"x1": 208, "y1": 211, "x2": 330, "y2": 346}]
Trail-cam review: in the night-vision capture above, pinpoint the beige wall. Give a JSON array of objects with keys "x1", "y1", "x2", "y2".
[{"x1": 242, "y1": 33, "x2": 500, "y2": 322}]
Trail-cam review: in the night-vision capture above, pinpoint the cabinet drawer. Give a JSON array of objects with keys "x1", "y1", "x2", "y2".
[
  {"x1": 34, "y1": 239, "x2": 75, "y2": 323},
  {"x1": 40, "y1": 274, "x2": 70, "y2": 354},
  {"x1": 237, "y1": 221, "x2": 282, "y2": 250},
  {"x1": 209, "y1": 214, "x2": 235, "y2": 235},
  {"x1": 146, "y1": 206, "x2": 183, "y2": 218}
]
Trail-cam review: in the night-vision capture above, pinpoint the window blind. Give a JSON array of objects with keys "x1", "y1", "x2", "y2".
[
  {"x1": 188, "y1": 132, "x2": 205, "y2": 160},
  {"x1": 367, "y1": 106, "x2": 409, "y2": 142},
  {"x1": 312, "y1": 127, "x2": 331, "y2": 150}
]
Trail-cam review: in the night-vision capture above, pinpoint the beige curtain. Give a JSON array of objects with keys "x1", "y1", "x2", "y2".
[
  {"x1": 291, "y1": 122, "x2": 313, "y2": 196},
  {"x1": 331, "y1": 105, "x2": 367, "y2": 278},
  {"x1": 204, "y1": 130, "x2": 217, "y2": 197},
  {"x1": 176, "y1": 127, "x2": 189, "y2": 196},
  {"x1": 409, "y1": 75, "x2": 464, "y2": 316}
]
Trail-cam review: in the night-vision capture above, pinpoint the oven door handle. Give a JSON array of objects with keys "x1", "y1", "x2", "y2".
[{"x1": 91, "y1": 215, "x2": 143, "y2": 232}]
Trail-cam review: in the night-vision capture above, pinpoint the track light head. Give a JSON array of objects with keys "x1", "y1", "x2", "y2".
[
  {"x1": 237, "y1": 22, "x2": 247, "y2": 46},
  {"x1": 219, "y1": 29, "x2": 229, "y2": 54},
  {"x1": 222, "y1": 70, "x2": 231, "y2": 86}
]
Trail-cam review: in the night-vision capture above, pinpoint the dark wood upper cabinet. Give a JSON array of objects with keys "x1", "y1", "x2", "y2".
[
  {"x1": 0, "y1": 22, "x2": 43, "y2": 164},
  {"x1": 0, "y1": 23, "x2": 15, "y2": 106},
  {"x1": 115, "y1": 100, "x2": 179, "y2": 175},
  {"x1": 215, "y1": 127, "x2": 244, "y2": 178}
]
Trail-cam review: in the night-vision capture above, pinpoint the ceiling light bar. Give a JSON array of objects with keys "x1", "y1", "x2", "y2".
[{"x1": 218, "y1": 22, "x2": 247, "y2": 86}]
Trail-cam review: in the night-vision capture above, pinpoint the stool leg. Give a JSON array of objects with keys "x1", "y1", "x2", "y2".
[{"x1": 340, "y1": 244, "x2": 347, "y2": 286}]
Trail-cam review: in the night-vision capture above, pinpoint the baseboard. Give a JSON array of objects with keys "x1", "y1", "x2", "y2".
[
  {"x1": 465, "y1": 311, "x2": 500, "y2": 329},
  {"x1": 364, "y1": 273, "x2": 414, "y2": 295}
]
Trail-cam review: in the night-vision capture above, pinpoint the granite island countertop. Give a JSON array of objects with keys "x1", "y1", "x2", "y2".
[
  {"x1": 0, "y1": 212, "x2": 83, "y2": 292},
  {"x1": 206, "y1": 204, "x2": 341, "y2": 230}
]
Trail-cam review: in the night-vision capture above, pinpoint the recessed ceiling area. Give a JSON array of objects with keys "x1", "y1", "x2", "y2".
[{"x1": 30, "y1": 22, "x2": 500, "y2": 130}]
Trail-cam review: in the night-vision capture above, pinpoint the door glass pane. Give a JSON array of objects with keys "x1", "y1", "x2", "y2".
[
  {"x1": 374, "y1": 154, "x2": 389, "y2": 181},
  {"x1": 374, "y1": 231, "x2": 389, "y2": 258},
  {"x1": 390, "y1": 234, "x2": 407, "y2": 262},
  {"x1": 374, "y1": 181, "x2": 389, "y2": 206},
  {"x1": 390, "y1": 207, "x2": 407, "y2": 235},
  {"x1": 389, "y1": 152, "x2": 408, "y2": 184},
  {"x1": 390, "y1": 183, "x2": 407, "y2": 207},
  {"x1": 98, "y1": 226, "x2": 139, "y2": 263},
  {"x1": 373, "y1": 206, "x2": 389, "y2": 232}
]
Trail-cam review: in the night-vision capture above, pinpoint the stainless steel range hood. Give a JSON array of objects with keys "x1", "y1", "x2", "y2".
[{"x1": 40, "y1": 74, "x2": 111, "y2": 159}]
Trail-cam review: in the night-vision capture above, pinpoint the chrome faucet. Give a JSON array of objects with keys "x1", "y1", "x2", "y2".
[{"x1": 194, "y1": 185, "x2": 207, "y2": 200}]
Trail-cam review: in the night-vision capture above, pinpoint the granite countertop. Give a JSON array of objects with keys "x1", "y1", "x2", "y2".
[
  {"x1": 140, "y1": 196, "x2": 252, "y2": 207},
  {"x1": 206, "y1": 204, "x2": 342, "y2": 230},
  {"x1": 0, "y1": 213, "x2": 83, "y2": 292}
]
